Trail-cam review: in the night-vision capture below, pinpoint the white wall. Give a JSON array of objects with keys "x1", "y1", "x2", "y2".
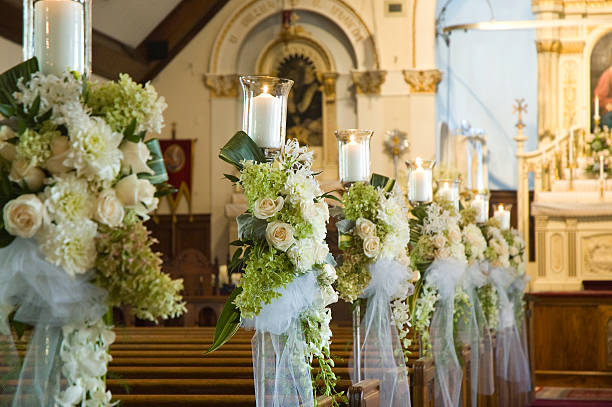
[{"x1": 435, "y1": 0, "x2": 538, "y2": 190}]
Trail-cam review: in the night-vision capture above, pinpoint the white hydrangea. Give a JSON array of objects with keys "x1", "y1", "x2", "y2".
[
  {"x1": 463, "y1": 223, "x2": 487, "y2": 262},
  {"x1": 64, "y1": 113, "x2": 123, "y2": 181},
  {"x1": 38, "y1": 220, "x2": 97, "y2": 276},
  {"x1": 41, "y1": 173, "x2": 93, "y2": 223},
  {"x1": 283, "y1": 170, "x2": 321, "y2": 204}
]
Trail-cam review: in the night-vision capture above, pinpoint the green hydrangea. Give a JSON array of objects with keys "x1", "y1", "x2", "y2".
[
  {"x1": 16, "y1": 127, "x2": 58, "y2": 166},
  {"x1": 275, "y1": 200, "x2": 311, "y2": 239},
  {"x1": 460, "y1": 206, "x2": 477, "y2": 226},
  {"x1": 343, "y1": 182, "x2": 379, "y2": 221},
  {"x1": 240, "y1": 162, "x2": 287, "y2": 210},
  {"x1": 411, "y1": 234, "x2": 435, "y2": 270},
  {"x1": 335, "y1": 247, "x2": 371, "y2": 303},
  {"x1": 87, "y1": 73, "x2": 165, "y2": 133},
  {"x1": 95, "y1": 213, "x2": 186, "y2": 321},
  {"x1": 234, "y1": 242, "x2": 296, "y2": 318}
]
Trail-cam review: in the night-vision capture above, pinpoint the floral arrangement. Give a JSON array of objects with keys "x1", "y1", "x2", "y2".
[
  {"x1": 502, "y1": 228, "x2": 528, "y2": 326},
  {"x1": 0, "y1": 58, "x2": 185, "y2": 406},
  {"x1": 405, "y1": 202, "x2": 467, "y2": 355},
  {"x1": 334, "y1": 180, "x2": 412, "y2": 303},
  {"x1": 208, "y1": 135, "x2": 341, "y2": 403},
  {"x1": 585, "y1": 126, "x2": 612, "y2": 176},
  {"x1": 482, "y1": 219, "x2": 510, "y2": 269}
]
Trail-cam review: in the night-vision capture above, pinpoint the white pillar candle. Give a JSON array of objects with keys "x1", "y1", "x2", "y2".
[
  {"x1": 600, "y1": 155, "x2": 605, "y2": 180},
  {"x1": 250, "y1": 86, "x2": 281, "y2": 149},
  {"x1": 343, "y1": 136, "x2": 366, "y2": 182},
  {"x1": 494, "y1": 204, "x2": 511, "y2": 230},
  {"x1": 34, "y1": 0, "x2": 84, "y2": 76},
  {"x1": 471, "y1": 195, "x2": 488, "y2": 223},
  {"x1": 410, "y1": 157, "x2": 432, "y2": 202},
  {"x1": 439, "y1": 181, "x2": 453, "y2": 201}
]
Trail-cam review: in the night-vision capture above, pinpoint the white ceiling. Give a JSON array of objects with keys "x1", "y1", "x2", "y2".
[{"x1": 93, "y1": 0, "x2": 182, "y2": 48}]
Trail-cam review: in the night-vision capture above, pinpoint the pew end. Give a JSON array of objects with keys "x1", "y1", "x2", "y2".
[{"x1": 348, "y1": 379, "x2": 380, "y2": 407}]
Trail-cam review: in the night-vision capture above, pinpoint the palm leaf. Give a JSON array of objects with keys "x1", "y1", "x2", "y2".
[
  {"x1": 204, "y1": 286, "x2": 242, "y2": 355},
  {"x1": 219, "y1": 131, "x2": 266, "y2": 170},
  {"x1": 141, "y1": 139, "x2": 169, "y2": 185},
  {"x1": 370, "y1": 173, "x2": 395, "y2": 192},
  {"x1": 0, "y1": 58, "x2": 39, "y2": 106}
]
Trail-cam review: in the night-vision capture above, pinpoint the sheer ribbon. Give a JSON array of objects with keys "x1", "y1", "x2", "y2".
[
  {"x1": 456, "y1": 263, "x2": 495, "y2": 405},
  {"x1": 243, "y1": 271, "x2": 321, "y2": 407},
  {"x1": 426, "y1": 259, "x2": 465, "y2": 407},
  {"x1": 0, "y1": 238, "x2": 108, "y2": 406},
  {"x1": 489, "y1": 267, "x2": 531, "y2": 403},
  {"x1": 349, "y1": 259, "x2": 411, "y2": 407}
]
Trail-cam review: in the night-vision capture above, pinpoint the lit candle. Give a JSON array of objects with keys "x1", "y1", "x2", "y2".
[
  {"x1": 471, "y1": 194, "x2": 487, "y2": 223},
  {"x1": 34, "y1": 0, "x2": 85, "y2": 76},
  {"x1": 600, "y1": 154, "x2": 605, "y2": 180},
  {"x1": 439, "y1": 181, "x2": 452, "y2": 201},
  {"x1": 343, "y1": 135, "x2": 366, "y2": 182},
  {"x1": 494, "y1": 204, "x2": 511, "y2": 230},
  {"x1": 410, "y1": 157, "x2": 432, "y2": 202},
  {"x1": 595, "y1": 95, "x2": 600, "y2": 120},
  {"x1": 250, "y1": 86, "x2": 281, "y2": 149}
]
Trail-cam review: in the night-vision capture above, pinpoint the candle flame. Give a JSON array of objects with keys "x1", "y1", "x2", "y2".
[
  {"x1": 262, "y1": 85, "x2": 269, "y2": 94},
  {"x1": 498, "y1": 204, "x2": 504, "y2": 211},
  {"x1": 416, "y1": 156, "x2": 423, "y2": 168},
  {"x1": 475, "y1": 194, "x2": 482, "y2": 201},
  {"x1": 443, "y1": 182, "x2": 449, "y2": 189},
  {"x1": 349, "y1": 135, "x2": 355, "y2": 143}
]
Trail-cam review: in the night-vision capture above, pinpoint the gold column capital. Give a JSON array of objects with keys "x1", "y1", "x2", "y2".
[
  {"x1": 536, "y1": 40, "x2": 562, "y2": 53},
  {"x1": 351, "y1": 70, "x2": 387, "y2": 95},
  {"x1": 318, "y1": 72, "x2": 339, "y2": 102},
  {"x1": 204, "y1": 74, "x2": 239, "y2": 98},
  {"x1": 402, "y1": 69, "x2": 442, "y2": 94}
]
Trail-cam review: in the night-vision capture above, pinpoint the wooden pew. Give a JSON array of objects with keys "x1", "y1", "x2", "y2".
[{"x1": 348, "y1": 379, "x2": 380, "y2": 407}]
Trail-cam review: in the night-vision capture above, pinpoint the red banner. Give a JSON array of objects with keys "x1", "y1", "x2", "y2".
[{"x1": 159, "y1": 139, "x2": 193, "y2": 212}]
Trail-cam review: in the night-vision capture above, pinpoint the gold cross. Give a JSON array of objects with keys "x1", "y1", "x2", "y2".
[{"x1": 513, "y1": 98, "x2": 528, "y2": 128}]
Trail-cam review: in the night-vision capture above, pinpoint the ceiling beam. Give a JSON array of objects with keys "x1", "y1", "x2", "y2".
[{"x1": 0, "y1": 0, "x2": 228, "y2": 83}]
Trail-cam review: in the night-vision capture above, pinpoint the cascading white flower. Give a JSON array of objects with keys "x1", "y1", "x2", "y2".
[
  {"x1": 64, "y1": 112, "x2": 123, "y2": 181},
  {"x1": 38, "y1": 220, "x2": 97, "y2": 276},
  {"x1": 14, "y1": 72, "x2": 83, "y2": 122}
]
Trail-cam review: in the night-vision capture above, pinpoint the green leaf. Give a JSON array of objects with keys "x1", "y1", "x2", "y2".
[
  {"x1": 229, "y1": 247, "x2": 244, "y2": 273},
  {"x1": 335, "y1": 219, "x2": 355, "y2": 234},
  {"x1": 154, "y1": 182, "x2": 178, "y2": 198},
  {"x1": 370, "y1": 173, "x2": 395, "y2": 192},
  {"x1": 0, "y1": 228, "x2": 15, "y2": 249},
  {"x1": 338, "y1": 233, "x2": 353, "y2": 250},
  {"x1": 204, "y1": 286, "x2": 242, "y2": 355},
  {"x1": 237, "y1": 214, "x2": 267, "y2": 240},
  {"x1": 219, "y1": 131, "x2": 266, "y2": 171},
  {"x1": 224, "y1": 174, "x2": 240, "y2": 183},
  {"x1": 0, "y1": 58, "x2": 39, "y2": 106},
  {"x1": 139, "y1": 139, "x2": 169, "y2": 185},
  {"x1": 0, "y1": 104, "x2": 15, "y2": 118},
  {"x1": 29, "y1": 95, "x2": 41, "y2": 117},
  {"x1": 123, "y1": 118, "x2": 138, "y2": 142},
  {"x1": 319, "y1": 191, "x2": 342, "y2": 203}
]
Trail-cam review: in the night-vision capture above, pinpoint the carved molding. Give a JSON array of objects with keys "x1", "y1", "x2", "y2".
[
  {"x1": 582, "y1": 234, "x2": 612, "y2": 275},
  {"x1": 402, "y1": 69, "x2": 443, "y2": 94},
  {"x1": 203, "y1": 74, "x2": 239, "y2": 98},
  {"x1": 319, "y1": 72, "x2": 339, "y2": 102},
  {"x1": 561, "y1": 41, "x2": 585, "y2": 54},
  {"x1": 536, "y1": 40, "x2": 562, "y2": 53},
  {"x1": 351, "y1": 70, "x2": 387, "y2": 95}
]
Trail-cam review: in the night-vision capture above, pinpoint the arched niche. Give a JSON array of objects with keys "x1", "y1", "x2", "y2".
[
  {"x1": 585, "y1": 25, "x2": 612, "y2": 129},
  {"x1": 208, "y1": 0, "x2": 378, "y2": 75}
]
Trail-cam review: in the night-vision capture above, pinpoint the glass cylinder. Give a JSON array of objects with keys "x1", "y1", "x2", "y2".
[
  {"x1": 239, "y1": 76, "x2": 293, "y2": 157},
  {"x1": 335, "y1": 129, "x2": 373, "y2": 186},
  {"x1": 471, "y1": 193, "x2": 489, "y2": 224},
  {"x1": 23, "y1": 0, "x2": 92, "y2": 76},
  {"x1": 437, "y1": 179, "x2": 461, "y2": 210},
  {"x1": 493, "y1": 203, "x2": 512, "y2": 230},
  {"x1": 406, "y1": 157, "x2": 435, "y2": 205}
]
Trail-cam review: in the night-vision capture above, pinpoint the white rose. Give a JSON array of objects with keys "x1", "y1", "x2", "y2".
[
  {"x1": 120, "y1": 141, "x2": 154, "y2": 175},
  {"x1": 0, "y1": 143, "x2": 16, "y2": 162},
  {"x1": 509, "y1": 246, "x2": 519, "y2": 256},
  {"x1": 300, "y1": 200, "x2": 319, "y2": 219},
  {"x1": 253, "y1": 196, "x2": 284, "y2": 219},
  {"x1": 448, "y1": 225, "x2": 462, "y2": 244},
  {"x1": 9, "y1": 159, "x2": 45, "y2": 191},
  {"x1": 363, "y1": 235, "x2": 381, "y2": 258},
  {"x1": 114, "y1": 174, "x2": 159, "y2": 218},
  {"x1": 3, "y1": 194, "x2": 45, "y2": 238},
  {"x1": 94, "y1": 190, "x2": 125, "y2": 227},
  {"x1": 432, "y1": 234, "x2": 447, "y2": 249},
  {"x1": 410, "y1": 269, "x2": 421, "y2": 283},
  {"x1": 355, "y1": 218, "x2": 376, "y2": 239},
  {"x1": 438, "y1": 247, "x2": 451, "y2": 259},
  {"x1": 320, "y1": 285, "x2": 338, "y2": 307},
  {"x1": 265, "y1": 221, "x2": 295, "y2": 252},
  {"x1": 45, "y1": 135, "x2": 71, "y2": 174}
]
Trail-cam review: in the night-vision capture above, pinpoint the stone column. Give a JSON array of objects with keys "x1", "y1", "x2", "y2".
[
  {"x1": 320, "y1": 72, "x2": 339, "y2": 174},
  {"x1": 204, "y1": 74, "x2": 240, "y2": 264},
  {"x1": 403, "y1": 69, "x2": 442, "y2": 159}
]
